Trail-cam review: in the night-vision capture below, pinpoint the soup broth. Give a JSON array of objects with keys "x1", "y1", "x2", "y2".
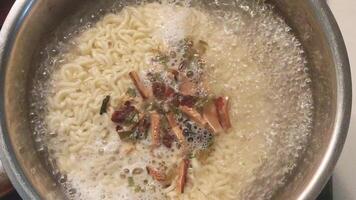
[{"x1": 30, "y1": 1, "x2": 313, "y2": 200}]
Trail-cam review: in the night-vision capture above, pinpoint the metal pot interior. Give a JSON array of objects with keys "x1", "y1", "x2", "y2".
[{"x1": 0, "y1": 0, "x2": 351, "y2": 199}]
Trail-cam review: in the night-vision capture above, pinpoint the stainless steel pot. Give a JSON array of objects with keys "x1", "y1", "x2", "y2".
[{"x1": 0, "y1": 0, "x2": 352, "y2": 199}]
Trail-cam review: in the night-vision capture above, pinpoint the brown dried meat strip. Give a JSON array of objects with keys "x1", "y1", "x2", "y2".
[
  {"x1": 129, "y1": 71, "x2": 151, "y2": 99},
  {"x1": 150, "y1": 111, "x2": 161, "y2": 147},
  {"x1": 177, "y1": 159, "x2": 189, "y2": 193},
  {"x1": 215, "y1": 96, "x2": 232, "y2": 131}
]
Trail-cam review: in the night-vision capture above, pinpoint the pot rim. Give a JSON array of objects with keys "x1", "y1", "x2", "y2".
[
  {"x1": 296, "y1": 0, "x2": 352, "y2": 199},
  {"x1": 0, "y1": 0, "x2": 351, "y2": 199},
  {"x1": 0, "y1": 1, "x2": 42, "y2": 199}
]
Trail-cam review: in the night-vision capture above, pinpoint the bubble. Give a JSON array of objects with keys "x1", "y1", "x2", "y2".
[
  {"x1": 59, "y1": 174, "x2": 67, "y2": 183},
  {"x1": 68, "y1": 188, "x2": 77, "y2": 195}
]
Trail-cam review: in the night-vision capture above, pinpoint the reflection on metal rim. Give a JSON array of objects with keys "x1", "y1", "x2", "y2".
[{"x1": 0, "y1": 1, "x2": 41, "y2": 199}]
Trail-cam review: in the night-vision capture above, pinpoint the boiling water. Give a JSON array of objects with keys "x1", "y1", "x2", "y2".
[{"x1": 30, "y1": 1, "x2": 313, "y2": 199}]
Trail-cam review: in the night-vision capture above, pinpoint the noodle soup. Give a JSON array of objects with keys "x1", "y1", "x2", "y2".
[{"x1": 30, "y1": 1, "x2": 313, "y2": 200}]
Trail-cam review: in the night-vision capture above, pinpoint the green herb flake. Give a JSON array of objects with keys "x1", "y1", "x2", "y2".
[
  {"x1": 130, "y1": 130, "x2": 140, "y2": 140},
  {"x1": 152, "y1": 52, "x2": 170, "y2": 69},
  {"x1": 207, "y1": 136, "x2": 214, "y2": 148},
  {"x1": 126, "y1": 88, "x2": 137, "y2": 98},
  {"x1": 128, "y1": 177, "x2": 135, "y2": 187},
  {"x1": 161, "y1": 116, "x2": 170, "y2": 131},
  {"x1": 150, "y1": 185, "x2": 156, "y2": 192},
  {"x1": 131, "y1": 113, "x2": 140, "y2": 124},
  {"x1": 153, "y1": 73, "x2": 163, "y2": 82},
  {"x1": 170, "y1": 106, "x2": 180, "y2": 115},
  {"x1": 118, "y1": 131, "x2": 133, "y2": 141},
  {"x1": 197, "y1": 40, "x2": 208, "y2": 54},
  {"x1": 158, "y1": 54, "x2": 169, "y2": 64},
  {"x1": 134, "y1": 185, "x2": 142, "y2": 193},
  {"x1": 188, "y1": 152, "x2": 196, "y2": 159},
  {"x1": 145, "y1": 101, "x2": 165, "y2": 113},
  {"x1": 195, "y1": 96, "x2": 212, "y2": 111},
  {"x1": 142, "y1": 101, "x2": 153, "y2": 111},
  {"x1": 124, "y1": 111, "x2": 139, "y2": 125},
  {"x1": 99, "y1": 95, "x2": 110, "y2": 115}
]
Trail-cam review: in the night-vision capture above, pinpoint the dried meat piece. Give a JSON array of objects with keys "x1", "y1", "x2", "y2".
[
  {"x1": 162, "y1": 132, "x2": 175, "y2": 148},
  {"x1": 178, "y1": 72, "x2": 198, "y2": 96},
  {"x1": 111, "y1": 104, "x2": 136, "y2": 124},
  {"x1": 166, "y1": 112, "x2": 185, "y2": 145},
  {"x1": 179, "y1": 79, "x2": 197, "y2": 96},
  {"x1": 146, "y1": 166, "x2": 167, "y2": 182},
  {"x1": 203, "y1": 102, "x2": 223, "y2": 133},
  {"x1": 152, "y1": 82, "x2": 166, "y2": 100},
  {"x1": 180, "y1": 95, "x2": 196, "y2": 108},
  {"x1": 165, "y1": 86, "x2": 175, "y2": 98},
  {"x1": 150, "y1": 112, "x2": 161, "y2": 147},
  {"x1": 177, "y1": 159, "x2": 189, "y2": 193},
  {"x1": 129, "y1": 71, "x2": 151, "y2": 99},
  {"x1": 215, "y1": 96, "x2": 232, "y2": 131},
  {"x1": 179, "y1": 105, "x2": 206, "y2": 126}
]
